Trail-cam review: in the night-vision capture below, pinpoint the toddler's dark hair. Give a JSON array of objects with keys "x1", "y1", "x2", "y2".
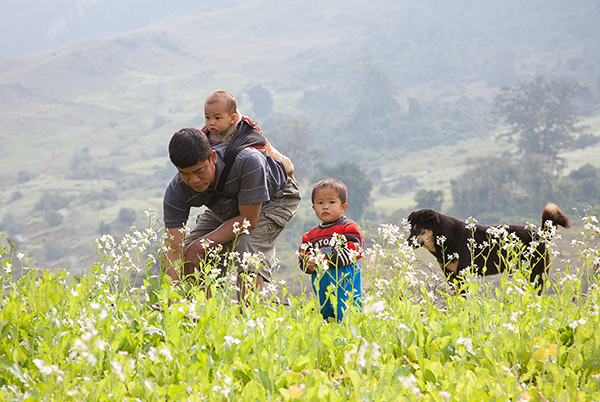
[{"x1": 311, "y1": 178, "x2": 348, "y2": 204}]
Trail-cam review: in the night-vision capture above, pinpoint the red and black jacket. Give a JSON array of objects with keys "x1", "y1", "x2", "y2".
[{"x1": 299, "y1": 216, "x2": 364, "y2": 270}]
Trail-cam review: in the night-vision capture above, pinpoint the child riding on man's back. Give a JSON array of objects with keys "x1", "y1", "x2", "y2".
[{"x1": 201, "y1": 89, "x2": 295, "y2": 182}]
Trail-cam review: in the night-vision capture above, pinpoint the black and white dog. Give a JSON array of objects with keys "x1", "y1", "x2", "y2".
[{"x1": 407, "y1": 203, "x2": 570, "y2": 290}]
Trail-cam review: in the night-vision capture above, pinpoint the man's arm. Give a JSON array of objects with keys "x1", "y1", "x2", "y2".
[
  {"x1": 162, "y1": 227, "x2": 184, "y2": 283},
  {"x1": 183, "y1": 202, "x2": 262, "y2": 269}
]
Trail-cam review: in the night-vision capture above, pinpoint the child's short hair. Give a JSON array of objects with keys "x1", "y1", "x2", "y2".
[
  {"x1": 311, "y1": 178, "x2": 348, "y2": 204},
  {"x1": 205, "y1": 90, "x2": 237, "y2": 115}
]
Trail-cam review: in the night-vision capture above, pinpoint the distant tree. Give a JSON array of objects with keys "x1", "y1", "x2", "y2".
[
  {"x1": 11, "y1": 191, "x2": 23, "y2": 202},
  {"x1": 574, "y1": 134, "x2": 600, "y2": 149},
  {"x1": 515, "y1": 155, "x2": 557, "y2": 211},
  {"x1": 344, "y1": 62, "x2": 402, "y2": 151},
  {"x1": 415, "y1": 190, "x2": 444, "y2": 211},
  {"x1": 34, "y1": 192, "x2": 72, "y2": 211},
  {"x1": 70, "y1": 147, "x2": 93, "y2": 170},
  {"x1": 312, "y1": 161, "x2": 373, "y2": 220},
  {"x1": 82, "y1": 188, "x2": 119, "y2": 203},
  {"x1": 369, "y1": 168, "x2": 382, "y2": 182},
  {"x1": 247, "y1": 84, "x2": 273, "y2": 120},
  {"x1": 449, "y1": 156, "x2": 521, "y2": 219},
  {"x1": 153, "y1": 116, "x2": 169, "y2": 129},
  {"x1": 44, "y1": 211, "x2": 63, "y2": 227},
  {"x1": 263, "y1": 119, "x2": 323, "y2": 182},
  {"x1": 493, "y1": 77, "x2": 587, "y2": 168},
  {"x1": 0, "y1": 213, "x2": 23, "y2": 235},
  {"x1": 98, "y1": 221, "x2": 111, "y2": 235},
  {"x1": 565, "y1": 164, "x2": 600, "y2": 206},
  {"x1": 392, "y1": 175, "x2": 418, "y2": 194},
  {"x1": 408, "y1": 97, "x2": 422, "y2": 119},
  {"x1": 118, "y1": 208, "x2": 137, "y2": 226},
  {"x1": 66, "y1": 165, "x2": 124, "y2": 181},
  {"x1": 44, "y1": 241, "x2": 68, "y2": 261},
  {"x1": 449, "y1": 155, "x2": 574, "y2": 222},
  {"x1": 17, "y1": 171, "x2": 31, "y2": 183}
]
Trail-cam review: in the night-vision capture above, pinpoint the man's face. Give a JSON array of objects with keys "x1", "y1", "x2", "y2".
[
  {"x1": 177, "y1": 151, "x2": 217, "y2": 192},
  {"x1": 204, "y1": 100, "x2": 236, "y2": 136}
]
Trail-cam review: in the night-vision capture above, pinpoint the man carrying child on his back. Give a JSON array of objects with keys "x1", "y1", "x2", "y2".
[
  {"x1": 161, "y1": 90, "x2": 300, "y2": 302},
  {"x1": 299, "y1": 178, "x2": 364, "y2": 321}
]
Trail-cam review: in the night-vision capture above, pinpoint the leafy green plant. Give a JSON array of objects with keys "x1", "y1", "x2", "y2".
[{"x1": 0, "y1": 210, "x2": 599, "y2": 401}]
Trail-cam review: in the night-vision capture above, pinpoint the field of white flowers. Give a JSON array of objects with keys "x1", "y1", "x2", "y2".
[{"x1": 1, "y1": 209, "x2": 599, "y2": 401}]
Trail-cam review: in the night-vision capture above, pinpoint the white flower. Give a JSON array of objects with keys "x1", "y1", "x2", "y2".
[
  {"x1": 224, "y1": 336, "x2": 242, "y2": 346},
  {"x1": 465, "y1": 217, "x2": 478, "y2": 230},
  {"x1": 159, "y1": 348, "x2": 173, "y2": 361},
  {"x1": 2, "y1": 261, "x2": 13, "y2": 274},
  {"x1": 200, "y1": 238, "x2": 214, "y2": 249},
  {"x1": 74, "y1": 338, "x2": 88, "y2": 351},
  {"x1": 569, "y1": 318, "x2": 587, "y2": 329},
  {"x1": 233, "y1": 219, "x2": 251, "y2": 235},
  {"x1": 399, "y1": 374, "x2": 420, "y2": 395},
  {"x1": 354, "y1": 341, "x2": 381, "y2": 368},
  {"x1": 84, "y1": 352, "x2": 98, "y2": 366},
  {"x1": 33, "y1": 359, "x2": 65, "y2": 378},
  {"x1": 456, "y1": 336, "x2": 475, "y2": 354},
  {"x1": 34, "y1": 359, "x2": 52, "y2": 375},
  {"x1": 145, "y1": 378, "x2": 154, "y2": 391},
  {"x1": 111, "y1": 360, "x2": 125, "y2": 382},
  {"x1": 364, "y1": 300, "x2": 386, "y2": 314},
  {"x1": 213, "y1": 385, "x2": 232, "y2": 397},
  {"x1": 378, "y1": 223, "x2": 403, "y2": 244}
]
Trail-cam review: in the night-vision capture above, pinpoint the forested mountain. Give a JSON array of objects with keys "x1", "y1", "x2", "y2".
[{"x1": 1, "y1": 0, "x2": 599, "y2": 271}]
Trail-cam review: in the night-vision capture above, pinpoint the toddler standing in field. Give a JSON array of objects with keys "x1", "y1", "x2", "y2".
[{"x1": 298, "y1": 178, "x2": 364, "y2": 321}]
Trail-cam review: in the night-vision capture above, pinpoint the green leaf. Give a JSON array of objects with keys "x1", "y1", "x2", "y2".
[{"x1": 424, "y1": 368, "x2": 437, "y2": 384}]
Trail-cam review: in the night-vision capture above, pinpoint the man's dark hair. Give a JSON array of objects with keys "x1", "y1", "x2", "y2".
[
  {"x1": 311, "y1": 177, "x2": 348, "y2": 204},
  {"x1": 169, "y1": 128, "x2": 212, "y2": 168}
]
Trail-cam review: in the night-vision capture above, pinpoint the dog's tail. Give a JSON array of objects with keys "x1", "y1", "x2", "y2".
[{"x1": 541, "y1": 203, "x2": 571, "y2": 230}]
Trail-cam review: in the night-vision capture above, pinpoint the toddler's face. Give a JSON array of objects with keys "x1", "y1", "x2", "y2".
[
  {"x1": 312, "y1": 187, "x2": 347, "y2": 224},
  {"x1": 204, "y1": 101, "x2": 236, "y2": 136}
]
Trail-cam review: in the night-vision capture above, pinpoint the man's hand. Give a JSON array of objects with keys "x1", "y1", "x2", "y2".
[{"x1": 183, "y1": 239, "x2": 206, "y2": 276}]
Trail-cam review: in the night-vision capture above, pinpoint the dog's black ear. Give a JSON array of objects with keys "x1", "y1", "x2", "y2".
[{"x1": 420, "y1": 210, "x2": 438, "y2": 223}]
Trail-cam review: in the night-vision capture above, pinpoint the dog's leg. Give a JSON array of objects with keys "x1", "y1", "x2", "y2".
[
  {"x1": 440, "y1": 264, "x2": 463, "y2": 296},
  {"x1": 529, "y1": 246, "x2": 550, "y2": 294}
]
